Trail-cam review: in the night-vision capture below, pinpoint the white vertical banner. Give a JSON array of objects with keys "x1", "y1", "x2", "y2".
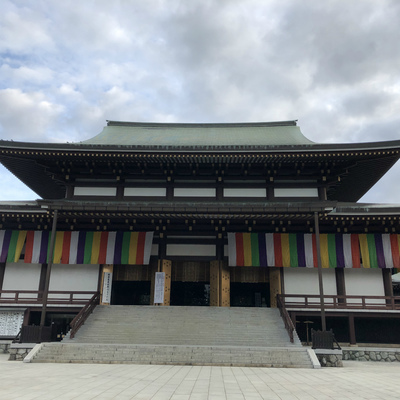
[
  {"x1": 154, "y1": 272, "x2": 165, "y2": 304},
  {"x1": 102, "y1": 272, "x2": 113, "y2": 304}
]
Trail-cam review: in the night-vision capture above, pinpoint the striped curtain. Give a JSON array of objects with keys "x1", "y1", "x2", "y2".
[
  {"x1": 0, "y1": 230, "x2": 27, "y2": 263},
  {"x1": 228, "y1": 232, "x2": 400, "y2": 269},
  {"x1": 0, "y1": 230, "x2": 154, "y2": 265}
]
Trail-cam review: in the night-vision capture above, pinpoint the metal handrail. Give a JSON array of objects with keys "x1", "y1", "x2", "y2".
[
  {"x1": 69, "y1": 292, "x2": 100, "y2": 339},
  {"x1": 276, "y1": 294, "x2": 295, "y2": 343}
]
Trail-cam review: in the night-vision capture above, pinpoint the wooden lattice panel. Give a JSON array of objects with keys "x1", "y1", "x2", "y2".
[
  {"x1": 161, "y1": 259, "x2": 172, "y2": 306},
  {"x1": 230, "y1": 267, "x2": 269, "y2": 283},
  {"x1": 220, "y1": 263, "x2": 230, "y2": 307},
  {"x1": 269, "y1": 268, "x2": 281, "y2": 308},
  {"x1": 113, "y1": 265, "x2": 152, "y2": 281},
  {"x1": 171, "y1": 261, "x2": 210, "y2": 282}
]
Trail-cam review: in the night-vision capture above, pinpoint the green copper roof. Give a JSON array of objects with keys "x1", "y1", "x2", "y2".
[{"x1": 80, "y1": 121, "x2": 315, "y2": 147}]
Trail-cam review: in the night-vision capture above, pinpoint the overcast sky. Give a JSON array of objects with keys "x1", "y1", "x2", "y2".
[{"x1": 1, "y1": 0, "x2": 400, "y2": 202}]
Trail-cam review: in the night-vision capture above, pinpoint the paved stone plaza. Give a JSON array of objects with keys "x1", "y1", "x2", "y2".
[{"x1": 1, "y1": 353, "x2": 400, "y2": 400}]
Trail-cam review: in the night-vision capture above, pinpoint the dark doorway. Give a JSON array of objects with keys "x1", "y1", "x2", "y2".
[
  {"x1": 170, "y1": 282, "x2": 210, "y2": 306},
  {"x1": 230, "y1": 282, "x2": 270, "y2": 307},
  {"x1": 354, "y1": 317, "x2": 400, "y2": 344},
  {"x1": 28, "y1": 311, "x2": 77, "y2": 341},
  {"x1": 111, "y1": 281, "x2": 151, "y2": 305}
]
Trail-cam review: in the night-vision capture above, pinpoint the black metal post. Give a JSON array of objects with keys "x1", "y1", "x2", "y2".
[
  {"x1": 314, "y1": 211, "x2": 327, "y2": 331},
  {"x1": 39, "y1": 209, "x2": 58, "y2": 328}
]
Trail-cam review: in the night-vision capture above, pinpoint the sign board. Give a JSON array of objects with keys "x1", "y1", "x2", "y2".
[
  {"x1": 0, "y1": 311, "x2": 24, "y2": 336},
  {"x1": 154, "y1": 272, "x2": 165, "y2": 304},
  {"x1": 102, "y1": 272, "x2": 113, "y2": 304}
]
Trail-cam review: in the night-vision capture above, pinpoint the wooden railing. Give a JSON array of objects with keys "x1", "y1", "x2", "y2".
[
  {"x1": 0, "y1": 290, "x2": 98, "y2": 305},
  {"x1": 69, "y1": 292, "x2": 100, "y2": 339},
  {"x1": 278, "y1": 294, "x2": 400, "y2": 310},
  {"x1": 276, "y1": 294, "x2": 295, "y2": 343}
]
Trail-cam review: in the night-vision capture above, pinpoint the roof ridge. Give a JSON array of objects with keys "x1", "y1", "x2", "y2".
[{"x1": 106, "y1": 120, "x2": 298, "y2": 128}]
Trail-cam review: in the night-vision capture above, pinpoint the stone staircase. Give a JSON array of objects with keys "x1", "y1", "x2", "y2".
[{"x1": 31, "y1": 306, "x2": 315, "y2": 367}]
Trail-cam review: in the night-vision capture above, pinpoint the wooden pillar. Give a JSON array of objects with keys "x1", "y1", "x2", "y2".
[
  {"x1": 349, "y1": 314, "x2": 356, "y2": 345},
  {"x1": 160, "y1": 259, "x2": 171, "y2": 306},
  {"x1": 97, "y1": 265, "x2": 103, "y2": 292},
  {"x1": 40, "y1": 209, "x2": 58, "y2": 328},
  {"x1": 0, "y1": 262, "x2": 6, "y2": 291},
  {"x1": 100, "y1": 264, "x2": 113, "y2": 305},
  {"x1": 269, "y1": 267, "x2": 282, "y2": 308},
  {"x1": 335, "y1": 268, "x2": 346, "y2": 304},
  {"x1": 382, "y1": 269, "x2": 393, "y2": 297},
  {"x1": 210, "y1": 260, "x2": 220, "y2": 306},
  {"x1": 220, "y1": 262, "x2": 230, "y2": 307},
  {"x1": 382, "y1": 268, "x2": 394, "y2": 306},
  {"x1": 37, "y1": 264, "x2": 47, "y2": 300},
  {"x1": 150, "y1": 261, "x2": 157, "y2": 305},
  {"x1": 290, "y1": 311, "x2": 297, "y2": 327}
]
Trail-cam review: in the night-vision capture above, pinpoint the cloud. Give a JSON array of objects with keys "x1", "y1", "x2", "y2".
[
  {"x1": 0, "y1": 0, "x2": 400, "y2": 202},
  {"x1": 0, "y1": 88, "x2": 64, "y2": 141},
  {"x1": 0, "y1": 1, "x2": 54, "y2": 54}
]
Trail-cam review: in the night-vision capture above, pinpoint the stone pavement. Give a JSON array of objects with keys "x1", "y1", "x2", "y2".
[{"x1": 1, "y1": 353, "x2": 400, "y2": 400}]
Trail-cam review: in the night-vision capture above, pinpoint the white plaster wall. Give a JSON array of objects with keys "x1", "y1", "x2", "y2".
[
  {"x1": 151, "y1": 244, "x2": 159, "y2": 256},
  {"x1": 48, "y1": 264, "x2": 99, "y2": 299},
  {"x1": 124, "y1": 187, "x2": 166, "y2": 197},
  {"x1": 224, "y1": 188, "x2": 267, "y2": 198},
  {"x1": 2, "y1": 262, "x2": 42, "y2": 298},
  {"x1": 283, "y1": 268, "x2": 337, "y2": 303},
  {"x1": 174, "y1": 188, "x2": 216, "y2": 197},
  {"x1": 344, "y1": 269, "x2": 385, "y2": 304},
  {"x1": 274, "y1": 188, "x2": 319, "y2": 197},
  {"x1": 166, "y1": 244, "x2": 216, "y2": 257},
  {"x1": 74, "y1": 187, "x2": 117, "y2": 196}
]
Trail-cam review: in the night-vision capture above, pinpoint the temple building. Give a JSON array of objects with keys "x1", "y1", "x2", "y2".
[{"x1": 0, "y1": 120, "x2": 399, "y2": 344}]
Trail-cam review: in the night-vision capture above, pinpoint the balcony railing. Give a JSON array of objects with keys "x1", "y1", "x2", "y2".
[
  {"x1": 278, "y1": 294, "x2": 400, "y2": 311},
  {"x1": 0, "y1": 290, "x2": 97, "y2": 305}
]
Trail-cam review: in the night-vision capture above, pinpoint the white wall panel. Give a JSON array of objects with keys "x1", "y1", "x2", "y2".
[
  {"x1": 151, "y1": 244, "x2": 159, "y2": 256},
  {"x1": 174, "y1": 188, "x2": 216, "y2": 197},
  {"x1": 2, "y1": 262, "x2": 41, "y2": 298},
  {"x1": 166, "y1": 244, "x2": 216, "y2": 257},
  {"x1": 223, "y1": 188, "x2": 267, "y2": 198},
  {"x1": 283, "y1": 268, "x2": 336, "y2": 303},
  {"x1": 124, "y1": 187, "x2": 166, "y2": 197},
  {"x1": 74, "y1": 187, "x2": 117, "y2": 196},
  {"x1": 274, "y1": 188, "x2": 319, "y2": 197},
  {"x1": 344, "y1": 269, "x2": 385, "y2": 304},
  {"x1": 49, "y1": 264, "x2": 99, "y2": 299}
]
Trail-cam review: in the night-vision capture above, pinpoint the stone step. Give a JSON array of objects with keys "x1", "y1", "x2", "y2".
[
  {"x1": 66, "y1": 306, "x2": 301, "y2": 347},
  {"x1": 35, "y1": 305, "x2": 310, "y2": 367},
  {"x1": 33, "y1": 343, "x2": 313, "y2": 367}
]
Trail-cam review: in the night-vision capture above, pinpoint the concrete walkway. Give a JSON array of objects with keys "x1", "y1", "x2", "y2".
[{"x1": 1, "y1": 353, "x2": 400, "y2": 400}]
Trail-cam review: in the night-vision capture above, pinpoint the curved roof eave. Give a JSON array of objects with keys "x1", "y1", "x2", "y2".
[{"x1": 1, "y1": 139, "x2": 400, "y2": 153}]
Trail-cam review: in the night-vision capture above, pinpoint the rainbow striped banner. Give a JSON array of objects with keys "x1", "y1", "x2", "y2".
[
  {"x1": 228, "y1": 233, "x2": 400, "y2": 269},
  {"x1": 0, "y1": 230, "x2": 153, "y2": 265},
  {"x1": 0, "y1": 230, "x2": 27, "y2": 263},
  {"x1": 359, "y1": 234, "x2": 400, "y2": 269}
]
